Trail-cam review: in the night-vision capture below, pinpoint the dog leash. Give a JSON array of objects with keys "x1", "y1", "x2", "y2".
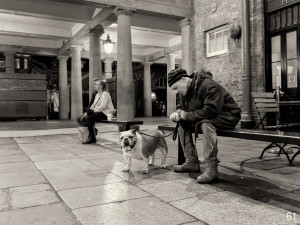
[{"x1": 138, "y1": 122, "x2": 180, "y2": 141}]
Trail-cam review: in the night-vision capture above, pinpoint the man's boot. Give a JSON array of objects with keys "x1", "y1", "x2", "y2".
[
  {"x1": 197, "y1": 162, "x2": 218, "y2": 184},
  {"x1": 82, "y1": 126, "x2": 96, "y2": 144},
  {"x1": 173, "y1": 161, "x2": 200, "y2": 173}
]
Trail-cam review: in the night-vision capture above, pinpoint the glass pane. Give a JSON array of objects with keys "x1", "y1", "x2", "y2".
[
  {"x1": 271, "y1": 36, "x2": 281, "y2": 62},
  {"x1": 287, "y1": 31, "x2": 297, "y2": 59},
  {"x1": 209, "y1": 33, "x2": 215, "y2": 53},
  {"x1": 216, "y1": 32, "x2": 223, "y2": 51},
  {"x1": 287, "y1": 59, "x2": 298, "y2": 88},
  {"x1": 272, "y1": 62, "x2": 281, "y2": 89}
]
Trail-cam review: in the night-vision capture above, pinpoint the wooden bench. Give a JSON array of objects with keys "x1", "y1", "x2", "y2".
[
  {"x1": 158, "y1": 125, "x2": 300, "y2": 166},
  {"x1": 97, "y1": 119, "x2": 143, "y2": 131}
]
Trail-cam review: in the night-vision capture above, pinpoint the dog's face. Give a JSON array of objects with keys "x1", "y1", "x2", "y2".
[{"x1": 119, "y1": 129, "x2": 137, "y2": 152}]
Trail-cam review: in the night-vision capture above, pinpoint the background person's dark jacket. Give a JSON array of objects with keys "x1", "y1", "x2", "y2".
[
  {"x1": 87, "y1": 91, "x2": 98, "y2": 110},
  {"x1": 178, "y1": 72, "x2": 241, "y2": 129}
]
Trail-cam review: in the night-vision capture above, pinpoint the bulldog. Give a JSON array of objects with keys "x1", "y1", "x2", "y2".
[{"x1": 119, "y1": 129, "x2": 168, "y2": 174}]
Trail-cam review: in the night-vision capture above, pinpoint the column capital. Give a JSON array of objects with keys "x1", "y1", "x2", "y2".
[
  {"x1": 178, "y1": 18, "x2": 191, "y2": 28},
  {"x1": 103, "y1": 57, "x2": 114, "y2": 63},
  {"x1": 142, "y1": 61, "x2": 153, "y2": 66},
  {"x1": 114, "y1": 9, "x2": 134, "y2": 17},
  {"x1": 70, "y1": 45, "x2": 83, "y2": 51},
  {"x1": 89, "y1": 25, "x2": 104, "y2": 36},
  {"x1": 57, "y1": 55, "x2": 69, "y2": 61},
  {"x1": 167, "y1": 53, "x2": 177, "y2": 58}
]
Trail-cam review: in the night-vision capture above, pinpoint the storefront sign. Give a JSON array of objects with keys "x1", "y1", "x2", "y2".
[{"x1": 266, "y1": 0, "x2": 300, "y2": 13}]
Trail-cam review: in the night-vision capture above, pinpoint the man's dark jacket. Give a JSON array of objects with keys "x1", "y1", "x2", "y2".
[
  {"x1": 178, "y1": 72, "x2": 241, "y2": 129},
  {"x1": 87, "y1": 90, "x2": 98, "y2": 110}
]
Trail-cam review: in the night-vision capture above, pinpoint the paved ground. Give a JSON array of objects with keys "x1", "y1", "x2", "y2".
[{"x1": 0, "y1": 118, "x2": 299, "y2": 225}]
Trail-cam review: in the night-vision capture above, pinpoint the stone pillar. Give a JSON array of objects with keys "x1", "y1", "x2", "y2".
[
  {"x1": 57, "y1": 56, "x2": 69, "y2": 120},
  {"x1": 3, "y1": 51, "x2": 15, "y2": 73},
  {"x1": 104, "y1": 58, "x2": 114, "y2": 79},
  {"x1": 24, "y1": 58, "x2": 29, "y2": 69},
  {"x1": 115, "y1": 9, "x2": 134, "y2": 121},
  {"x1": 70, "y1": 45, "x2": 83, "y2": 120},
  {"x1": 241, "y1": 0, "x2": 255, "y2": 128},
  {"x1": 167, "y1": 54, "x2": 176, "y2": 116},
  {"x1": 179, "y1": 18, "x2": 191, "y2": 74},
  {"x1": 143, "y1": 62, "x2": 152, "y2": 117},
  {"x1": 89, "y1": 27, "x2": 104, "y2": 100}
]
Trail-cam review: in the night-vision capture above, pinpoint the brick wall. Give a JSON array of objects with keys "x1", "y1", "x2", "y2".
[{"x1": 190, "y1": 0, "x2": 265, "y2": 123}]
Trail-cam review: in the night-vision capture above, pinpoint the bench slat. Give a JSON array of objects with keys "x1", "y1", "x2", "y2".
[
  {"x1": 158, "y1": 125, "x2": 300, "y2": 145},
  {"x1": 98, "y1": 120, "x2": 143, "y2": 125},
  {"x1": 254, "y1": 98, "x2": 276, "y2": 103},
  {"x1": 251, "y1": 92, "x2": 275, "y2": 98},
  {"x1": 256, "y1": 103, "x2": 278, "y2": 108},
  {"x1": 257, "y1": 108, "x2": 279, "y2": 112}
]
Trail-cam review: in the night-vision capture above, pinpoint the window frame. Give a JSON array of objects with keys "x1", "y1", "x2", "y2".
[{"x1": 206, "y1": 26, "x2": 228, "y2": 58}]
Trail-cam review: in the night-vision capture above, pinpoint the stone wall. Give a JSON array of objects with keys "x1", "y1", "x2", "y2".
[{"x1": 190, "y1": 0, "x2": 265, "y2": 122}]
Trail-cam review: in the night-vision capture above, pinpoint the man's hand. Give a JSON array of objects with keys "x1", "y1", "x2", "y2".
[
  {"x1": 169, "y1": 112, "x2": 180, "y2": 123},
  {"x1": 177, "y1": 109, "x2": 187, "y2": 120}
]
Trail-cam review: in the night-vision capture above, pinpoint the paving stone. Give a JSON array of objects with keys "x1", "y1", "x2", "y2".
[
  {"x1": 170, "y1": 192, "x2": 299, "y2": 225},
  {"x1": 0, "y1": 153, "x2": 29, "y2": 164},
  {"x1": 0, "y1": 149, "x2": 22, "y2": 156},
  {"x1": 139, "y1": 179, "x2": 218, "y2": 202},
  {"x1": 14, "y1": 136, "x2": 39, "y2": 144},
  {"x1": 72, "y1": 197, "x2": 196, "y2": 225},
  {"x1": 253, "y1": 166, "x2": 300, "y2": 187},
  {"x1": 0, "y1": 203, "x2": 79, "y2": 225},
  {"x1": 60, "y1": 143, "x2": 107, "y2": 154},
  {"x1": 79, "y1": 151, "x2": 122, "y2": 160},
  {"x1": 258, "y1": 189, "x2": 300, "y2": 214},
  {"x1": 0, "y1": 170, "x2": 45, "y2": 188},
  {"x1": 183, "y1": 221, "x2": 207, "y2": 225},
  {"x1": 0, "y1": 190, "x2": 9, "y2": 212},
  {"x1": 0, "y1": 161, "x2": 36, "y2": 174},
  {"x1": 90, "y1": 159, "x2": 126, "y2": 170},
  {"x1": 34, "y1": 159, "x2": 100, "y2": 171},
  {"x1": 35, "y1": 134, "x2": 76, "y2": 142},
  {"x1": 10, "y1": 184, "x2": 59, "y2": 209},
  {"x1": 42, "y1": 168, "x2": 107, "y2": 180},
  {"x1": 58, "y1": 182, "x2": 151, "y2": 209},
  {"x1": 48, "y1": 172, "x2": 124, "y2": 191},
  {"x1": 21, "y1": 148, "x2": 78, "y2": 162}
]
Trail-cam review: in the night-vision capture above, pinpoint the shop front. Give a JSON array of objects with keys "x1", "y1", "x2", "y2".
[{"x1": 265, "y1": 0, "x2": 300, "y2": 123}]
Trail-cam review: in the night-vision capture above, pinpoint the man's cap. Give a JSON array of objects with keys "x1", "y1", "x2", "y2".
[{"x1": 167, "y1": 68, "x2": 188, "y2": 87}]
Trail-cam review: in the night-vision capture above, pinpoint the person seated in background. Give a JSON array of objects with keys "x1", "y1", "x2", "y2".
[
  {"x1": 77, "y1": 80, "x2": 115, "y2": 144},
  {"x1": 87, "y1": 77, "x2": 100, "y2": 136}
]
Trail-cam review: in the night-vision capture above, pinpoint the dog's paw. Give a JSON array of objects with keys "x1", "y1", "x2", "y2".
[
  {"x1": 141, "y1": 169, "x2": 149, "y2": 174},
  {"x1": 122, "y1": 167, "x2": 130, "y2": 172},
  {"x1": 160, "y1": 164, "x2": 167, "y2": 169}
]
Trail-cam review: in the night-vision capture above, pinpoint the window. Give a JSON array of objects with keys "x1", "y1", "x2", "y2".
[{"x1": 206, "y1": 26, "x2": 228, "y2": 57}]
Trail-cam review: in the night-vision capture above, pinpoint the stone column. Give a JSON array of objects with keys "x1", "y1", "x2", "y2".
[
  {"x1": 178, "y1": 18, "x2": 191, "y2": 73},
  {"x1": 3, "y1": 51, "x2": 15, "y2": 73},
  {"x1": 241, "y1": 0, "x2": 255, "y2": 128},
  {"x1": 167, "y1": 54, "x2": 176, "y2": 116},
  {"x1": 89, "y1": 26, "x2": 104, "y2": 100},
  {"x1": 57, "y1": 56, "x2": 69, "y2": 120},
  {"x1": 24, "y1": 58, "x2": 29, "y2": 69},
  {"x1": 104, "y1": 58, "x2": 114, "y2": 79},
  {"x1": 143, "y1": 62, "x2": 152, "y2": 117},
  {"x1": 115, "y1": 9, "x2": 134, "y2": 121},
  {"x1": 70, "y1": 45, "x2": 83, "y2": 120}
]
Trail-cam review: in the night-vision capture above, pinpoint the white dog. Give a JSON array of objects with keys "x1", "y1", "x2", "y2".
[{"x1": 119, "y1": 129, "x2": 168, "y2": 174}]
